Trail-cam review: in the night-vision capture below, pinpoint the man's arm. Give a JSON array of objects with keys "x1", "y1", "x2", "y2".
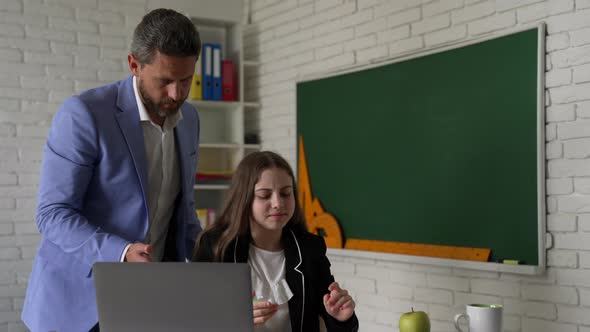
[{"x1": 36, "y1": 96, "x2": 129, "y2": 271}]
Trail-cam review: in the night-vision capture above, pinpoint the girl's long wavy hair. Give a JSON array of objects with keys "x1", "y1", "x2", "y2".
[{"x1": 195, "y1": 151, "x2": 307, "y2": 261}]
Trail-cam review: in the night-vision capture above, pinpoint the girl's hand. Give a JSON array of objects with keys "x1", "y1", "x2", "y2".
[
  {"x1": 252, "y1": 293, "x2": 279, "y2": 326},
  {"x1": 323, "y1": 281, "x2": 355, "y2": 322}
]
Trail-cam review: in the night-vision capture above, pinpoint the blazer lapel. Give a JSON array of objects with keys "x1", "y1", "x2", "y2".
[
  {"x1": 174, "y1": 106, "x2": 194, "y2": 203},
  {"x1": 284, "y1": 230, "x2": 304, "y2": 332},
  {"x1": 227, "y1": 235, "x2": 250, "y2": 263},
  {"x1": 115, "y1": 76, "x2": 149, "y2": 211}
]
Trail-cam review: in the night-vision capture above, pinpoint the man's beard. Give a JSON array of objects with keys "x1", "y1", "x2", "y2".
[{"x1": 138, "y1": 80, "x2": 182, "y2": 119}]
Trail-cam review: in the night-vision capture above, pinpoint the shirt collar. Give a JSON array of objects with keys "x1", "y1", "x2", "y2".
[{"x1": 132, "y1": 76, "x2": 183, "y2": 129}]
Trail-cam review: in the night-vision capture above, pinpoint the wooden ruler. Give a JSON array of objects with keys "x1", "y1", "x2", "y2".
[{"x1": 345, "y1": 239, "x2": 491, "y2": 262}]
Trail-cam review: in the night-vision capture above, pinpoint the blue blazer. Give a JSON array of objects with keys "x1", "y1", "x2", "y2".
[{"x1": 21, "y1": 76, "x2": 202, "y2": 332}]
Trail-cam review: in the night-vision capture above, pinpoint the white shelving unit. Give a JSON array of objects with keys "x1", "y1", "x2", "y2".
[
  {"x1": 194, "y1": 184, "x2": 231, "y2": 190},
  {"x1": 187, "y1": 0, "x2": 259, "y2": 214}
]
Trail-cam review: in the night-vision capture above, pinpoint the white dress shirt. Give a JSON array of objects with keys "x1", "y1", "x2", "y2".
[{"x1": 120, "y1": 76, "x2": 182, "y2": 262}]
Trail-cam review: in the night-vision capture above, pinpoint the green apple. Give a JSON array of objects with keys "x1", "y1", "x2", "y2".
[{"x1": 399, "y1": 308, "x2": 430, "y2": 332}]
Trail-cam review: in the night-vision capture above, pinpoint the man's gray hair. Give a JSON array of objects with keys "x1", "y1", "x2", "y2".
[{"x1": 131, "y1": 8, "x2": 201, "y2": 64}]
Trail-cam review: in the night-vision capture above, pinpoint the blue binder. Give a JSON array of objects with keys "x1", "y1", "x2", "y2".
[
  {"x1": 212, "y1": 44, "x2": 222, "y2": 101},
  {"x1": 202, "y1": 43, "x2": 213, "y2": 100}
]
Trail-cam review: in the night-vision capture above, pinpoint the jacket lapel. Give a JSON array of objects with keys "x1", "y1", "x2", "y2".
[
  {"x1": 174, "y1": 106, "x2": 193, "y2": 205},
  {"x1": 284, "y1": 230, "x2": 304, "y2": 332},
  {"x1": 115, "y1": 76, "x2": 149, "y2": 218},
  {"x1": 229, "y1": 235, "x2": 250, "y2": 263}
]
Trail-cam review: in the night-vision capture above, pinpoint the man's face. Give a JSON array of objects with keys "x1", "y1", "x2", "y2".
[{"x1": 128, "y1": 51, "x2": 196, "y2": 120}]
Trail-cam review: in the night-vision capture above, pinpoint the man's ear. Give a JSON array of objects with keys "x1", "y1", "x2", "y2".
[{"x1": 128, "y1": 54, "x2": 141, "y2": 76}]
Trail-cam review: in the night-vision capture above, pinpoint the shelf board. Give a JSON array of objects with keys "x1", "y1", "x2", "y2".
[
  {"x1": 200, "y1": 143, "x2": 241, "y2": 149},
  {"x1": 243, "y1": 60, "x2": 260, "y2": 67},
  {"x1": 187, "y1": 99, "x2": 241, "y2": 110},
  {"x1": 200, "y1": 143, "x2": 260, "y2": 149},
  {"x1": 194, "y1": 184, "x2": 231, "y2": 190},
  {"x1": 243, "y1": 102, "x2": 260, "y2": 108}
]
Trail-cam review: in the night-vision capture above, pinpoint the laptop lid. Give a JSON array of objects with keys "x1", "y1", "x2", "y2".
[{"x1": 93, "y1": 262, "x2": 254, "y2": 332}]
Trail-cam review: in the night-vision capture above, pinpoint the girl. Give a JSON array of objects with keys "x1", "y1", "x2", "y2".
[{"x1": 193, "y1": 151, "x2": 358, "y2": 332}]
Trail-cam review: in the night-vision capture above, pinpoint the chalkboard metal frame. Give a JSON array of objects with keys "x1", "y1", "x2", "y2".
[{"x1": 296, "y1": 23, "x2": 546, "y2": 275}]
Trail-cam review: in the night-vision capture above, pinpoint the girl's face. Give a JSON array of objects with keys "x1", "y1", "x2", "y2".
[{"x1": 250, "y1": 167, "x2": 296, "y2": 236}]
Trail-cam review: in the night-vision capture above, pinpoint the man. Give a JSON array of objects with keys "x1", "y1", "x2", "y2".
[{"x1": 21, "y1": 8, "x2": 202, "y2": 332}]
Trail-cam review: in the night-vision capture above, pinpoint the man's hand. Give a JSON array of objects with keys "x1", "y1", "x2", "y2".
[{"x1": 124, "y1": 243, "x2": 153, "y2": 262}]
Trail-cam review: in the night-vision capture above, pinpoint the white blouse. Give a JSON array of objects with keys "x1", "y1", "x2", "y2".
[{"x1": 248, "y1": 244, "x2": 293, "y2": 332}]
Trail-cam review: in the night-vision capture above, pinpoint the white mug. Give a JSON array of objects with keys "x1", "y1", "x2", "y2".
[{"x1": 454, "y1": 304, "x2": 503, "y2": 332}]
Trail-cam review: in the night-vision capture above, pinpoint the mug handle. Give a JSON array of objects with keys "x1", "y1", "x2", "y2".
[{"x1": 454, "y1": 313, "x2": 468, "y2": 332}]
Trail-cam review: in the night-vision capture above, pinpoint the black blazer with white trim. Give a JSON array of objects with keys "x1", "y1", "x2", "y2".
[{"x1": 193, "y1": 227, "x2": 359, "y2": 332}]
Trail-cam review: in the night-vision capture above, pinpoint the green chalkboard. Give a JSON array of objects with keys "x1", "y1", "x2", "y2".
[{"x1": 297, "y1": 27, "x2": 543, "y2": 266}]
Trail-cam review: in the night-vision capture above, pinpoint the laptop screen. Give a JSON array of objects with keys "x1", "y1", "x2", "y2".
[{"x1": 93, "y1": 262, "x2": 253, "y2": 332}]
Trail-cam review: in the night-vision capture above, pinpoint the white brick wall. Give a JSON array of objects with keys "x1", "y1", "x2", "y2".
[{"x1": 246, "y1": 0, "x2": 590, "y2": 331}]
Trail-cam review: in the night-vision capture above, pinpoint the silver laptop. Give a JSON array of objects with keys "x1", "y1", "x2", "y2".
[{"x1": 93, "y1": 262, "x2": 254, "y2": 332}]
